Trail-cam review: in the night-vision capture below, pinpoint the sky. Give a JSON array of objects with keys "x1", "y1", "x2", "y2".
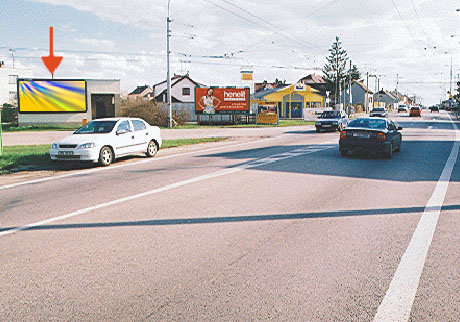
[{"x1": 1, "y1": 0, "x2": 459, "y2": 105}]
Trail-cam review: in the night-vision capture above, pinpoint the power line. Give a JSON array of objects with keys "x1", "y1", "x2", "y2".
[
  {"x1": 390, "y1": 0, "x2": 418, "y2": 46},
  {"x1": 408, "y1": 0, "x2": 433, "y2": 47},
  {"x1": 203, "y1": 0, "x2": 320, "y2": 52}
]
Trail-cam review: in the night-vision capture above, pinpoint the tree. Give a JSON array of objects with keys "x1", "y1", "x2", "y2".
[
  {"x1": 350, "y1": 64, "x2": 361, "y2": 82},
  {"x1": 323, "y1": 36, "x2": 348, "y2": 104}
]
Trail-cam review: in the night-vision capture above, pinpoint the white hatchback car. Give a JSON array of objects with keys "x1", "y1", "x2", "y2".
[{"x1": 50, "y1": 118, "x2": 162, "y2": 166}]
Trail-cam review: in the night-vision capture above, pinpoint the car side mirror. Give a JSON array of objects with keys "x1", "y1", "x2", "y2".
[
  {"x1": 116, "y1": 129, "x2": 127, "y2": 135},
  {"x1": 398, "y1": 126, "x2": 403, "y2": 130}
]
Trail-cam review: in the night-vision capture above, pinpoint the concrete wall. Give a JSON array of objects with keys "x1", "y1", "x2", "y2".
[{"x1": 18, "y1": 79, "x2": 120, "y2": 125}]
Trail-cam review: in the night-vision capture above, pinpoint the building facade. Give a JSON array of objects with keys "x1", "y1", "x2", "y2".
[
  {"x1": 18, "y1": 79, "x2": 121, "y2": 125},
  {"x1": 252, "y1": 83, "x2": 324, "y2": 119},
  {"x1": 0, "y1": 66, "x2": 33, "y2": 105}
]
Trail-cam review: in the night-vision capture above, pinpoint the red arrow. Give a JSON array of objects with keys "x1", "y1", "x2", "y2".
[{"x1": 41, "y1": 27, "x2": 63, "y2": 76}]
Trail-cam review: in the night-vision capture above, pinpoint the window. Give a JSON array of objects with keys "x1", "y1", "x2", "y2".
[
  {"x1": 182, "y1": 87, "x2": 191, "y2": 96},
  {"x1": 8, "y1": 75, "x2": 18, "y2": 84},
  {"x1": 117, "y1": 120, "x2": 131, "y2": 133},
  {"x1": 132, "y1": 120, "x2": 147, "y2": 131}
]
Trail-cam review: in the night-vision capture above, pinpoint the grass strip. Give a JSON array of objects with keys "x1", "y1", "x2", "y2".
[{"x1": 0, "y1": 137, "x2": 227, "y2": 174}]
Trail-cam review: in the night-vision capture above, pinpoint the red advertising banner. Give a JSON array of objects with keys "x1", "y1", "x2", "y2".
[{"x1": 195, "y1": 88, "x2": 250, "y2": 115}]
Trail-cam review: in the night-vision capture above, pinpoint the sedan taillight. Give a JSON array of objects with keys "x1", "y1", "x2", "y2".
[
  {"x1": 377, "y1": 132, "x2": 386, "y2": 141},
  {"x1": 340, "y1": 130, "x2": 347, "y2": 139}
]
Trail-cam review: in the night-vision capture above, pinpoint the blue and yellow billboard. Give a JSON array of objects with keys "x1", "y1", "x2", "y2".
[{"x1": 18, "y1": 79, "x2": 87, "y2": 113}]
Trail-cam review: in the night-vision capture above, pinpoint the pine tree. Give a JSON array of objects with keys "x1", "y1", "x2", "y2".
[
  {"x1": 323, "y1": 36, "x2": 348, "y2": 104},
  {"x1": 350, "y1": 65, "x2": 361, "y2": 82}
]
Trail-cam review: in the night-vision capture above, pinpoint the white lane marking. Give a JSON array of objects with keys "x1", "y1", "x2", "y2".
[
  {"x1": 0, "y1": 144, "x2": 335, "y2": 237},
  {"x1": 373, "y1": 113, "x2": 460, "y2": 322},
  {"x1": 0, "y1": 136, "x2": 279, "y2": 191}
]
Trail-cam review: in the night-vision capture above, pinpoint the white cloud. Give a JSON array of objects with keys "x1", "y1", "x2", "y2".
[{"x1": 21, "y1": 0, "x2": 460, "y2": 104}]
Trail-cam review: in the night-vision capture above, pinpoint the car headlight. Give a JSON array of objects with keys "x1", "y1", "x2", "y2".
[
  {"x1": 78, "y1": 142, "x2": 96, "y2": 149},
  {"x1": 51, "y1": 143, "x2": 58, "y2": 149}
]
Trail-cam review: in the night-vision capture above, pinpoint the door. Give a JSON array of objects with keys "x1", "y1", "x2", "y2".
[
  {"x1": 131, "y1": 119, "x2": 149, "y2": 153},
  {"x1": 114, "y1": 120, "x2": 135, "y2": 156}
]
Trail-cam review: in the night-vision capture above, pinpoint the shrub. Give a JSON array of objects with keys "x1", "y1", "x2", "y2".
[
  {"x1": 2, "y1": 103, "x2": 18, "y2": 124},
  {"x1": 121, "y1": 100, "x2": 190, "y2": 127},
  {"x1": 121, "y1": 101, "x2": 168, "y2": 127}
]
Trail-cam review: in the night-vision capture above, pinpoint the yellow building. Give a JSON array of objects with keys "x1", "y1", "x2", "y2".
[{"x1": 251, "y1": 83, "x2": 324, "y2": 118}]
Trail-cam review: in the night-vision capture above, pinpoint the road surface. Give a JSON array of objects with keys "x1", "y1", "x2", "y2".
[{"x1": 1, "y1": 111, "x2": 459, "y2": 321}]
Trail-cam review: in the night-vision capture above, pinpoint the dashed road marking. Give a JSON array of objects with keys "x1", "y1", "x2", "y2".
[{"x1": 0, "y1": 143, "x2": 335, "y2": 237}]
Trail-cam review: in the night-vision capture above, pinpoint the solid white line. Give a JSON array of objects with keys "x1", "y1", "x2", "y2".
[
  {"x1": 373, "y1": 113, "x2": 460, "y2": 322},
  {"x1": 0, "y1": 144, "x2": 335, "y2": 237},
  {"x1": 0, "y1": 136, "x2": 279, "y2": 191}
]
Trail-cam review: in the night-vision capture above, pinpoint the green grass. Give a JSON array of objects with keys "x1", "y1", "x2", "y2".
[
  {"x1": 0, "y1": 138, "x2": 228, "y2": 174},
  {"x1": 2, "y1": 123, "x2": 80, "y2": 132}
]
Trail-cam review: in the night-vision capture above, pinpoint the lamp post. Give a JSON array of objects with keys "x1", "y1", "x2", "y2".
[{"x1": 167, "y1": 0, "x2": 172, "y2": 128}]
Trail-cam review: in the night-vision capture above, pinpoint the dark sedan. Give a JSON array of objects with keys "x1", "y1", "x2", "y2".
[
  {"x1": 430, "y1": 105, "x2": 440, "y2": 113},
  {"x1": 339, "y1": 118, "x2": 402, "y2": 158}
]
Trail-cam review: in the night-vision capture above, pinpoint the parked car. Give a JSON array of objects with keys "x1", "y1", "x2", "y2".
[
  {"x1": 409, "y1": 106, "x2": 422, "y2": 117},
  {"x1": 315, "y1": 110, "x2": 349, "y2": 132},
  {"x1": 430, "y1": 105, "x2": 440, "y2": 113},
  {"x1": 339, "y1": 118, "x2": 402, "y2": 158},
  {"x1": 50, "y1": 118, "x2": 162, "y2": 166},
  {"x1": 370, "y1": 107, "x2": 388, "y2": 118},
  {"x1": 397, "y1": 104, "x2": 408, "y2": 113}
]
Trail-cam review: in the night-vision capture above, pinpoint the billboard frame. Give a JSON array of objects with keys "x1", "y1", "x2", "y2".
[
  {"x1": 195, "y1": 86, "x2": 250, "y2": 115},
  {"x1": 17, "y1": 78, "x2": 88, "y2": 114}
]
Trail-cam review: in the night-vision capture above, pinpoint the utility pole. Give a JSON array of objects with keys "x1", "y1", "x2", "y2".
[
  {"x1": 396, "y1": 73, "x2": 399, "y2": 100},
  {"x1": 9, "y1": 49, "x2": 16, "y2": 68},
  {"x1": 366, "y1": 72, "x2": 369, "y2": 113},
  {"x1": 167, "y1": 0, "x2": 172, "y2": 128},
  {"x1": 377, "y1": 77, "x2": 380, "y2": 108},
  {"x1": 450, "y1": 56, "x2": 453, "y2": 96},
  {"x1": 348, "y1": 60, "x2": 352, "y2": 107}
]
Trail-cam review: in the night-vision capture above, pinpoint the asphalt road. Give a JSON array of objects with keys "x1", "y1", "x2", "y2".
[{"x1": 1, "y1": 110, "x2": 459, "y2": 321}]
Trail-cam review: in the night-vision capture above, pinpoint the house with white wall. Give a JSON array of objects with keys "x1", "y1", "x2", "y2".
[{"x1": 0, "y1": 65, "x2": 33, "y2": 105}]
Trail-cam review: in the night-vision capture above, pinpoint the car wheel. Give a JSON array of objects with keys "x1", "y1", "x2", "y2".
[
  {"x1": 395, "y1": 141, "x2": 401, "y2": 152},
  {"x1": 146, "y1": 140, "x2": 158, "y2": 157},
  {"x1": 99, "y1": 146, "x2": 113, "y2": 166},
  {"x1": 316, "y1": 128, "x2": 321, "y2": 133},
  {"x1": 340, "y1": 149, "x2": 348, "y2": 157}
]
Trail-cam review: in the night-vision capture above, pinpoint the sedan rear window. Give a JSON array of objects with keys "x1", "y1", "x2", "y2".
[
  {"x1": 320, "y1": 111, "x2": 340, "y2": 118},
  {"x1": 348, "y1": 119, "x2": 386, "y2": 129},
  {"x1": 75, "y1": 121, "x2": 117, "y2": 134}
]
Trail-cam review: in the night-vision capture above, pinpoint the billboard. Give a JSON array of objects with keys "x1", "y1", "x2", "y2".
[
  {"x1": 18, "y1": 79, "x2": 87, "y2": 113},
  {"x1": 195, "y1": 88, "x2": 250, "y2": 115},
  {"x1": 257, "y1": 104, "x2": 278, "y2": 125}
]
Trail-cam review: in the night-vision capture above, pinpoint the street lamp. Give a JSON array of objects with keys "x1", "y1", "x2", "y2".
[{"x1": 166, "y1": 0, "x2": 172, "y2": 128}]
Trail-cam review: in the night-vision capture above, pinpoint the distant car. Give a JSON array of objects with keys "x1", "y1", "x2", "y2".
[
  {"x1": 339, "y1": 118, "x2": 402, "y2": 158},
  {"x1": 409, "y1": 106, "x2": 422, "y2": 117},
  {"x1": 50, "y1": 117, "x2": 162, "y2": 166},
  {"x1": 315, "y1": 110, "x2": 349, "y2": 132},
  {"x1": 430, "y1": 106, "x2": 440, "y2": 113},
  {"x1": 397, "y1": 104, "x2": 408, "y2": 113},
  {"x1": 370, "y1": 107, "x2": 388, "y2": 118}
]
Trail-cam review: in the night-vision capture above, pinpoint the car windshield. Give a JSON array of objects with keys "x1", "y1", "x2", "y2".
[
  {"x1": 75, "y1": 120, "x2": 117, "y2": 134},
  {"x1": 348, "y1": 119, "x2": 386, "y2": 130},
  {"x1": 373, "y1": 108, "x2": 385, "y2": 112},
  {"x1": 319, "y1": 111, "x2": 340, "y2": 119}
]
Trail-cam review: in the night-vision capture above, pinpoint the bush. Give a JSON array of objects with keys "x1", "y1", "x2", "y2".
[
  {"x1": 2, "y1": 103, "x2": 18, "y2": 124},
  {"x1": 121, "y1": 100, "x2": 190, "y2": 127},
  {"x1": 121, "y1": 101, "x2": 168, "y2": 127}
]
